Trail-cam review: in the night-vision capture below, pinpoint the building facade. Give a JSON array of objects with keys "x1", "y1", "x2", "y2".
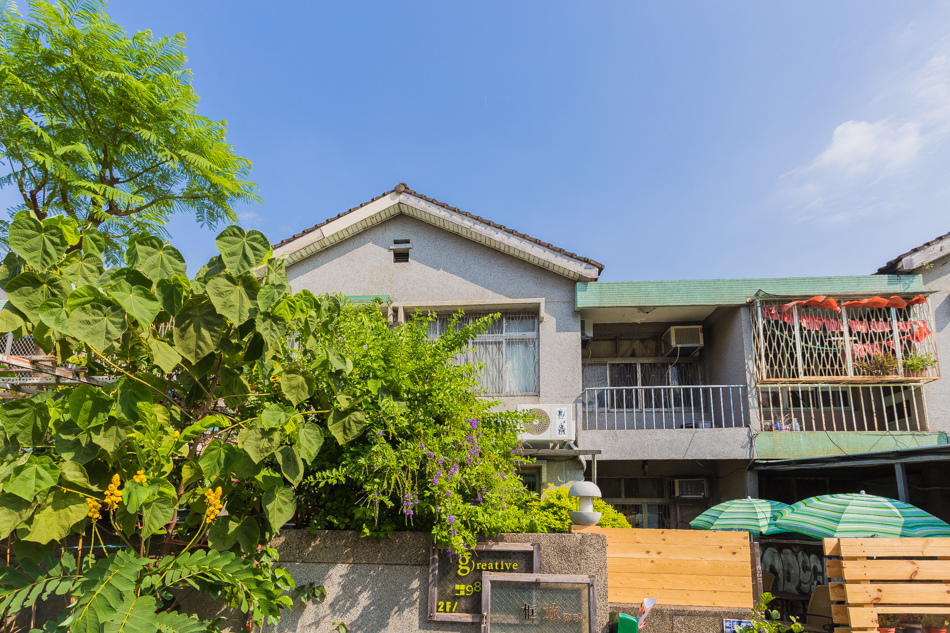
[{"x1": 276, "y1": 185, "x2": 948, "y2": 527}]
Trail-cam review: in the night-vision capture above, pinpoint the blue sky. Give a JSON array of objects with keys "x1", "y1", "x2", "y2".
[{"x1": 10, "y1": 1, "x2": 950, "y2": 281}]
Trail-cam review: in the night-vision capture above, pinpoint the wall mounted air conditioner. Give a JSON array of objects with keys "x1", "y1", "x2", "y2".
[
  {"x1": 673, "y1": 478, "x2": 708, "y2": 499},
  {"x1": 517, "y1": 405, "x2": 575, "y2": 443},
  {"x1": 662, "y1": 326, "x2": 704, "y2": 357}
]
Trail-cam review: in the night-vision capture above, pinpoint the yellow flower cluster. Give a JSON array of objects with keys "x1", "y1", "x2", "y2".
[
  {"x1": 103, "y1": 474, "x2": 122, "y2": 510},
  {"x1": 204, "y1": 487, "x2": 223, "y2": 524},
  {"x1": 172, "y1": 430, "x2": 180, "y2": 440},
  {"x1": 133, "y1": 470, "x2": 147, "y2": 484},
  {"x1": 86, "y1": 498, "x2": 101, "y2": 520}
]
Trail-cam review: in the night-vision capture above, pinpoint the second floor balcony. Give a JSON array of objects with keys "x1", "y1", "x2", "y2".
[
  {"x1": 583, "y1": 384, "x2": 748, "y2": 431},
  {"x1": 751, "y1": 296, "x2": 940, "y2": 383}
]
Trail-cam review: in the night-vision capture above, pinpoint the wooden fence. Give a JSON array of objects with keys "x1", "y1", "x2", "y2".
[
  {"x1": 825, "y1": 537, "x2": 950, "y2": 631},
  {"x1": 572, "y1": 527, "x2": 754, "y2": 608}
]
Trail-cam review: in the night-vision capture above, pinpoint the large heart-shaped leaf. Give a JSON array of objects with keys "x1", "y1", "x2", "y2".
[
  {"x1": 240, "y1": 427, "x2": 282, "y2": 463},
  {"x1": 54, "y1": 422, "x2": 100, "y2": 464},
  {"x1": 197, "y1": 440, "x2": 239, "y2": 478},
  {"x1": 126, "y1": 236, "x2": 187, "y2": 281},
  {"x1": 43, "y1": 215, "x2": 80, "y2": 246},
  {"x1": 275, "y1": 445, "x2": 303, "y2": 486},
  {"x1": 66, "y1": 285, "x2": 104, "y2": 312},
  {"x1": 2, "y1": 398, "x2": 51, "y2": 446},
  {"x1": 261, "y1": 403, "x2": 296, "y2": 429},
  {"x1": 107, "y1": 280, "x2": 161, "y2": 329},
  {"x1": 115, "y1": 377, "x2": 153, "y2": 421},
  {"x1": 173, "y1": 297, "x2": 224, "y2": 364},
  {"x1": 61, "y1": 252, "x2": 104, "y2": 286},
  {"x1": 8, "y1": 210, "x2": 67, "y2": 269},
  {"x1": 215, "y1": 226, "x2": 271, "y2": 276},
  {"x1": 208, "y1": 515, "x2": 260, "y2": 552},
  {"x1": 68, "y1": 384, "x2": 111, "y2": 429},
  {"x1": 0, "y1": 252, "x2": 22, "y2": 290},
  {"x1": 123, "y1": 481, "x2": 159, "y2": 513},
  {"x1": 20, "y1": 489, "x2": 87, "y2": 543},
  {"x1": 155, "y1": 275, "x2": 189, "y2": 317},
  {"x1": 140, "y1": 497, "x2": 175, "y2": 536},
  {"x1": 147, "y1": 338, "x2": 182, "y2": 373},
  {"x1": 81, "y1": 228, "x2": 106, "y2": 259},
  {"x1": 328, "y1": 409, "x2": 367, "y2": 445},
  {"x1": 262, "y1": 485, "x2": 295, "y2": 532},
  {"x1": 3, "y1": 458, "x2": 60, "y2": 500},
  {"x1": 68, "y1": 299, "x2": 127, "y2": 351},
  {"x1": 296, "y1": 422, "x2": 324, "y2": 464},
  {"x1": 206, "y1": 273, "x2": 260, "y2": 325},
  {"x1": 0, "y1": 304, "x2": 25, "y2": 333},
  {"x1": 91, "y1": 419, "x2": 127, "y2": 453},
  {"x1": 279, "y1": 368, "x2": 313, "y2": 406},
  {"x1": 0, "y1": 493, "x2": 33, "y2": 539},
  {"x1": 38, "y1": 298, "x2": 70, "y2": 333},
  {"x1": 5, "y1": 272, "x2": 71, "y2": 322}
]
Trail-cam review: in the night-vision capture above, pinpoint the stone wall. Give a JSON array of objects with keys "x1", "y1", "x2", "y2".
[{"x1": 258, "y1": 530, "x2": 609, "y2": 633}]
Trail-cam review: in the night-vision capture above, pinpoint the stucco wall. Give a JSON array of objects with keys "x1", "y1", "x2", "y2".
[
  {"x1": 285, "y1": 214, "x2": 582, "y2": 412},
  {"x1": 580, "y1": 428, "x2": 754, "y2": 461},
  {"x1": 260, "y1": 530, "x2": 609, "y2": 633},
  {"x1": 918, "y1": 254, "x2": 950, "y2": 433},
  {"x1": 704, "y1": 306, "x2": 760, "y2": 430}
]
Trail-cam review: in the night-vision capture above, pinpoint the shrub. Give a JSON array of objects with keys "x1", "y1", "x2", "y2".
[{"x1": 528, "y1": 484, "x2": 632, "y2": 532}]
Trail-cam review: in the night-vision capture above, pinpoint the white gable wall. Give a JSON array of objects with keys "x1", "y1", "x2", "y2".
[{"x1": 284, "y1": 214, "x2": 582, "y2": 412}]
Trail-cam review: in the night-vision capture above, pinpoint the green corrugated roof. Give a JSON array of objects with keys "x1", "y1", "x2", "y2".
[
  {"x1": 347, "y1": 295, "x2": 390, "y2": 303},
  {"x1": 575, "y1": 275, "x2": 926, "y2": 309}
]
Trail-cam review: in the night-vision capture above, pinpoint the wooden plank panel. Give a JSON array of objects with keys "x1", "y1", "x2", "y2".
[
  {"x1": 608, "y1": 542, "x2": 749, "y2": 561},
  {"x1": 837, "y1": 538, "x2": 950, "y2": 558},
  {"x1": 597, "y1": 528, "x2": 749, "y2": 546},
  {"x1": 845, "y1": 607, "x2": 950, "y2": 629},
  {"x1": 836, "y1": 559, "x2": 950, "y2": 582},
  {"x1": 610, "y1": 571, "x2": 752, "y2": 592},
  {"x1": 609, "y1": 587, "x2": 753, "y2": 609},
  {"x1": 607, "y1": 557, "x2": 752, "y2": 577},
  {"x1": 843, "y1": 582, "x2": 950, "y2": 605},
  {"x1": 829, "y1": 583, "x2": 846, "y2": 602},
  {"x1": 824, "y1": 538, "x2": 841, "y2": 556}
]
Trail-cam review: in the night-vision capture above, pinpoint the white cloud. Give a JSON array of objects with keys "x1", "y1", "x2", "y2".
[
  {"x1": 238, "y1": 210, "x2": 263, "y2": 228},
  {"x1": 782, "y1": 42, "x2": 950, "y2": 224}
]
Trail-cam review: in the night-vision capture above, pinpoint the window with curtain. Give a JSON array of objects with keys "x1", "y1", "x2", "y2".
[{"x1": 428, "y1": 312, "x2": 540, "y2": 396}]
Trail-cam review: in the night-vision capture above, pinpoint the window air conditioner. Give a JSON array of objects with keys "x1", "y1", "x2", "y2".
[
  {"x1": 516, "y1": 405, "x2": 575, "y2": 443},
  {"x1": 673, "y1": 478, "x2": 708, "y2": 498},
  {"x1": 662, "y1": 326, "x2": 704, "y2": 358}
]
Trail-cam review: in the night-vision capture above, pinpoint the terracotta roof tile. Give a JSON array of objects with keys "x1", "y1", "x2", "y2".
[
  {"x1": 877, "y1": 229, "x2": 950, "y2": 274},
  {"x1": 272, "y1": 183, "x2": 605, "y2": 271}
]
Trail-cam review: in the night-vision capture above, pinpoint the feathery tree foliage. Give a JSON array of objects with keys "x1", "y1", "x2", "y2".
[{"x1": 0, "y1": 0, "x2": 257, "y2": 262}]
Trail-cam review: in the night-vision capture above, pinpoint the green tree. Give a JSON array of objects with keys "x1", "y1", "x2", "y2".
[
  {"x1": 295, "y1": 307, "x2": 536, "y2": 554},
  {"x1": 0, "y1": 0, "x2": 257, "y2": 262},
  {"x1": 0, "y1": 218, "x2": 359, "y2": 632}
]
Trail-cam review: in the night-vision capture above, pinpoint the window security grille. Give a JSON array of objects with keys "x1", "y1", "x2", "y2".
[{"x1": 427, "y1": 312, "x2": 540, "y2": 396}]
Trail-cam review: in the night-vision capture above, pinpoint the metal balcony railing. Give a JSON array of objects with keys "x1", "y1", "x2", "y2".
[
  {"x1": 583, "y1": 385, "x2": 747, "y2": 431},
  {"x1": 757, "y1": 383, "x2": 927, "y2": 432}
]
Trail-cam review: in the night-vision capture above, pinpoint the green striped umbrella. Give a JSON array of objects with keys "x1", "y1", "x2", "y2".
[
  {"x1": 773, "y1": 492, "x2": 950, "y2": 538},
  {"x1": 690, "y1": 497, "x2": 789, "y2": 534}
]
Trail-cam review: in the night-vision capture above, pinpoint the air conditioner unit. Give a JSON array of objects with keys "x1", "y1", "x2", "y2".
[
  {"x1": 517, "y1": 405, "x2": 575, "y2": 443},
  {"x1": 662, "y1": 326, "x2": 704, "y2": 357},
  {"x1": 673, "y1": 478, "x2": 708, "y2": 498}
]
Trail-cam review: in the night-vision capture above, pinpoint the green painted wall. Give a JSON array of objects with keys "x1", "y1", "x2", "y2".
[{"x1": 755, "y1": 431, "x2": 948, "y2": 459}]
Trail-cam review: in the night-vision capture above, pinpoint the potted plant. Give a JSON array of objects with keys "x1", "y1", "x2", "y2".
[
  {"x1": 922, "y1": 615, "x2": 949, "y2": 633},
  {"x1": 855, "y1": 353, "x2": 899, "y2": 377},
  {"x1": 879, "y1": 614, "x2": 901, "y2": 633},
  {"x1": 902, "y1": 351, "x2": 937, "y2": 377},
  {"x1": 899, "y1": 614, "x2": 923, "y2": 633}
]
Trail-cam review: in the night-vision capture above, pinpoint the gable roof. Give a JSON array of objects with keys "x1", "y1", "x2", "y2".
[
  {"x1": 272, "y1": 183, "x2": 604, "y2": 281},
  {"x1": 878, "y1": 229, "x2": 950, "y2": 274}
]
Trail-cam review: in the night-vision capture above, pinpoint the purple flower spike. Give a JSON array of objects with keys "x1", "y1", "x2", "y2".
[
  {"x1": 470, "y1": 419, "x2": 478, "y2": 430},
  {"x1": 448, "y1": 515, "x2": 455, "y2": 524}
]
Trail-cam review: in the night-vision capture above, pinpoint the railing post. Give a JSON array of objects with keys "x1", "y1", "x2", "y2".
[
  {"x1": 891, "y1": 307, "x2": 904, "y2": 376},
  {"x1": 792, "y1": 305, "x2": 805, "y2": 379},
  {"x1": 841, "y1": 306, "x2": 854, "y2": 378}
]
